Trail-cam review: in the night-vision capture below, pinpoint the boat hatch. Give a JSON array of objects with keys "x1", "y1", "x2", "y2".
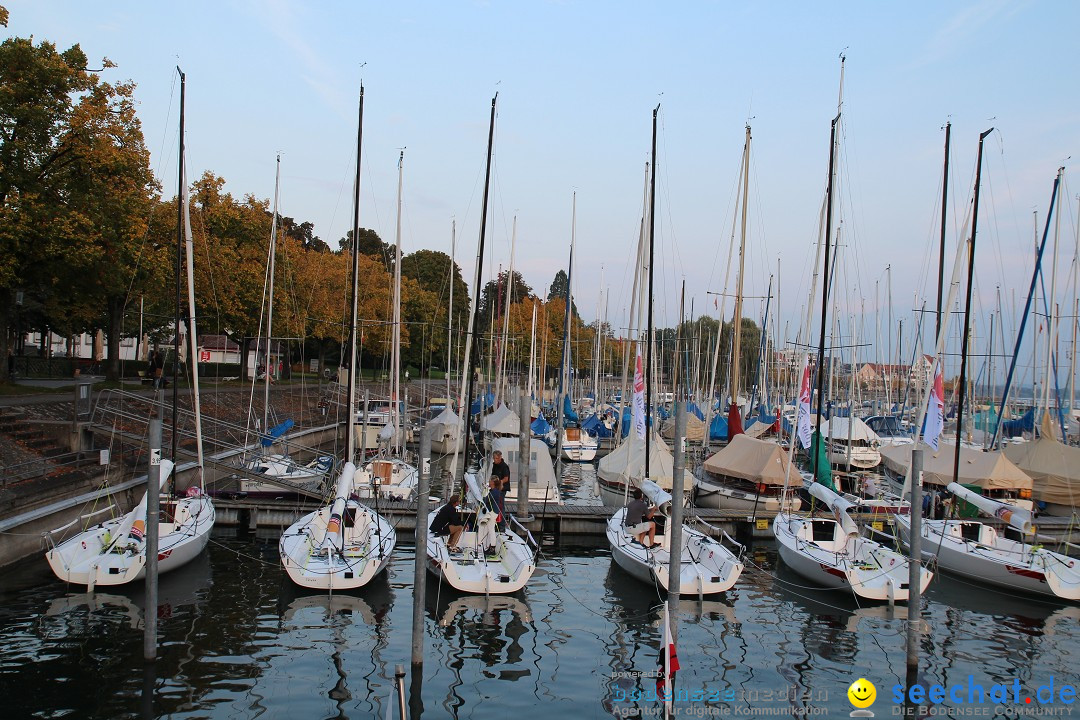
[
  {"x1": 812, "y1": 521, "x2": 834, "y2": 542},
  {"x1": 960, "y1": 523, "x2": 981, "y2": 542},
  {"x1": 373, "y1": 462, "x2": 392, "y2": 482}
]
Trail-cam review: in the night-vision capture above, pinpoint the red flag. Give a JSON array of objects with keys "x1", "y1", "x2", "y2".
[
  {"x1": 656, "y1": 604, "x2": 681, "y2": 702},
  {"x1": 727, "y1": 402, "x2": 744, "y2": 441}
]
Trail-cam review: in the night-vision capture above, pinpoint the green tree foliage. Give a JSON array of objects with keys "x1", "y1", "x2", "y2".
[
  {"x1": 338, "y1": 227, "x2": 387, "y2": 260},
  {"x1": 401, "y1": 249, "x2": 468, "y2": 371},
  {"x1": 478, "y1": 269, "x2": 532, "y2": 335},
  {"x1": 281, "y1": 215, "x2": 328, "y2": 253},
  {"x1": 0, "y1": 34, "x2": 152, "y2": 380},
  {"x1": 658, "y1": 315, "x2": 766, "y2": 398},
  {"x1": 546, "y1": 269, "x2": 578, "y2": 319}
]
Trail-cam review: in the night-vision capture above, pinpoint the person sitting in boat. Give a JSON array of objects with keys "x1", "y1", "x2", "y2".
[
  {"x1": 625, "y1": 488, "x2": 658, "y2": 548},
  {"x1": 486, "y1": 476, "x2": 506, "y2": 530},
  {"x1": 431, "y1": 498, "x2": 464, "y2": 552},
  {"x1": 490, "y1": 450, "x2": 511, "y2": 493}
]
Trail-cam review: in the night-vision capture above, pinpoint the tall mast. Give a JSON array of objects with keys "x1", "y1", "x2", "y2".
[
  {"x1": 172, "y1": 68, "x2": 185, "y2": 465},
  {"x1": 345, "y1": 85, "x2": 365, "y2": 462},
  {"x1": 811, "y1": 113, "x2": 840, "y2": 484},
  {"x1": 447, "y1": 219, "x2": 455, "y2": 402},
  {"x1": 951, "y1": 128, "x2": 994, "y2": 485},
  {"x1": 393, "y1": 150, "x2": 404, "y2": 452},
  {"x1": 178, "y1": 71, "x2": 205, "y2": 481},
  {"x1": 730, "y1": 124, "x2": 751, "y2": 418},
  {"x1": 936, "y1": 122, "x2": 951, "y2": 338},
  {"x1": 990, "y1": 171, "x2": 1062, "y2": 448},
  {"x1": 461, "y1": 94, "x2": 497, "y2": 468},
  {"x1": 264, "y1": 154, "x2": 281, "y2": 434},
  {"x1": 499, "y1": 216, "x2": 517, "y2": 402},
  {"x1": 646, "y1": 104, "x2": 659, "y2": 479},
  {"x1": 555, "y1": 195, "x2": 575, "y2": 475},
  {"x1": 562, "y1": 196, "x2": 576, "y2": 400}
]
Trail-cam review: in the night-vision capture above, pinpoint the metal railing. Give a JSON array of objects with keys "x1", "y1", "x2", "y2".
[{"x1": 1, "y1": 451, "x2": 89, "y2": 487}]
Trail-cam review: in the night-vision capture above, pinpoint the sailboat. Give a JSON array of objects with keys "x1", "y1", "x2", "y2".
[
  {"x1": 45, "y1": 70, "x2": 214, "y2": 587},
  {"x1": 772, "y1": 103, "x2": 930, "y2": 603},
  {"x1": 554, "y1": 195, "x2": 597, "y2": 463},
  {"x1": 894, "y1": 165, "x2": 1078, "y2": 601},
  {"x1": 606, "y1": 105, "x2": 743, "y2": 597},
  {"x1": 428, "y1": 221, "x2": 465, "y2": 455},
  {"x1": 426, "y1": 94, "x2": 539, "y2": 595},
  {"x1": 894, "y1": 483, "x2": 1079, "y2": 600},
  {"x1": 278, "y1": 85, "x2": 395, "y2": 591},
  {"x1": 353, "y1": 150, "x2": 419, "y2": 501},
  {"x1": 242, "y1": 155, "x2": 333, "y2": 495}
]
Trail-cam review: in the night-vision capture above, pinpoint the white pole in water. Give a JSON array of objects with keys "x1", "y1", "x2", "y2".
[
  {"x1": 518, "y1": 392, "x2": 531, "y2": 521},
  {"x1": 410, "y1": 426, "x2": 430, "y2": 718},
  {"x1": 906, "y1": 446, "x2": 924, "y2": 674},
  {"x1": 144, "y1": 416, "x2": 162, "y2": 663},
  {"x1": 668, "y1": 400, "x2": 686, "y2": 639}
]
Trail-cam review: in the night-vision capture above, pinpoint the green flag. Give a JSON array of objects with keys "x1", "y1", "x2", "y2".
[{"x1": 809, "y1": 428, "x2": 835, "y2": 491}]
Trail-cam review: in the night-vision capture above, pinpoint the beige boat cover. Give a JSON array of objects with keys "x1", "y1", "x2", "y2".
[
  {"x1": 1004, "y1": 437, "x2": 1080, "y2": 506},
  {"x1": 598, "y1": 430, "x2": 674, "y2": 490},
  {"x1": 702, "y1": 434, "x2": 792, "y2": 486},
  {"x1": 480, "y1": 403, "x2": 520, "y2": 435},
  {"x1": 879, "y1": 442, "x2": 1032, "y2": 490},
  {"x1": 661, "y1": 414, "x2": 705, "y2": 442}
]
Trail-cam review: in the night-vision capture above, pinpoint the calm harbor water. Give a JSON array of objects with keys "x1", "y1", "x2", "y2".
[
  {"x1": 3, "y1": 462, "x2": 1078, "y2": 718},
  {"x1": 2, "y1": 531, "x2": 1078, "y2": 719}
]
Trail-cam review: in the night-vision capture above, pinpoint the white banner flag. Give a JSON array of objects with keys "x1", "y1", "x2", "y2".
[{"x1": 633, "y1": 350, "x2": 646, "y2": 440}]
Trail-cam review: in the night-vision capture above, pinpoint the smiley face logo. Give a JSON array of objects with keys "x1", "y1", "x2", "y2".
[{"x1": 848, "y1": 678, "x2": 876, "y2": 709}]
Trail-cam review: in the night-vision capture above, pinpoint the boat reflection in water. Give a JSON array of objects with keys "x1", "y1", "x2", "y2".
[
  {"x1": 425, "y1": 583, "x2": 537, "y2": 715},
  {"x1": 44, "y1": 549, "x2": 212, "y2": 630},
  {"x1": 276, "y1": 574, "x2": 395, "y2": 716}
]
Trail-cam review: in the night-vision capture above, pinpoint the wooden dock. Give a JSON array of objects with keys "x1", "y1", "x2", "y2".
[{"x1": 208, "y1": 495, "x2": 1080, "y2": 549}]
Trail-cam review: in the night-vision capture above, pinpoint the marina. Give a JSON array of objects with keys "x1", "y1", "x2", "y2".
[{"x1": 3, "y1": 2, "x2": 1080, "y2": 717}]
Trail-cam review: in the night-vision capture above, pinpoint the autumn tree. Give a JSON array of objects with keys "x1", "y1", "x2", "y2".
[
  {"x1": 59, "y1": 79, "x2": 160, "y2": 380},
  {"x1": 0, "y1": 36, "x2": 97, "y2": 380},
  {"x1": 401, "y1": 249, "x2": 468, "y2": 372}
]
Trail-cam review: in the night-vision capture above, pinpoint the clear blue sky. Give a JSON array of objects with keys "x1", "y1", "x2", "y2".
[{"x1": 7, "y1": 1, "x2": 1080, "y2": 388}]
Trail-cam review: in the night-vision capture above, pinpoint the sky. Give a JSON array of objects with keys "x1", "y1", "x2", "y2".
[{"x1": 7, "y1": 1, "x2": 1080, "y2": 390}]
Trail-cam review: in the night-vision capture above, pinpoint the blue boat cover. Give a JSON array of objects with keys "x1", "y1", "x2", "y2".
[
  {"x1": 530, "y1": 414, "x2": 553, "y2": 436},
  {"x1": 261, "y1": 419, "x2": 294, "y2": 447},
  {"x1": 709, "y1": 413, "x2": 728, "y2": 440},
  {"x1": 470, "y1": 391, "x2": 496, "y2": 415},
  {"x1": 687, "y1": 402, "x2": 705, "y2": 421},
  {"x1": 563, "y1": 394, "x2": 579, "y2": 424},
  {"x1": 1000, "y1": 408, "x2": 1034, "y2": 438}
]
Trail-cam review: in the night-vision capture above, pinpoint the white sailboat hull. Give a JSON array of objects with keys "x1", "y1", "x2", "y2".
[
  {"x1": 560, "y1": 436, "x2": 597, "y2": 462},
  {"x1": 826, "y1": 444, "x2": 881, "y2": 469},
  {"x1": 240, "y1": 453, "x2": 332, "y2": 495},
  {"x1": 693, "y1": 475, "x2": 801, "y2": 512},
  {"x1": 279, "y1": 501, "x2": 395, "y2": 591},
  {"x1": 893, "y1": 515, "x2": 1080, "y2": 601},
  {"x1": 606, "y1": 508, "x2": 742, "y2": 595},
  {"x1": 773, "y1": 513, "x2": 931, "y2": 602},
  {"x1": 426, "y1": 510, "x2": 536, "y2": 595},
  {"x1": 353, "y1": 457, "x2": 418, "y2": 501},
  {"x1": 46, "y1": 495, "x2": 215, "y2": 589}
]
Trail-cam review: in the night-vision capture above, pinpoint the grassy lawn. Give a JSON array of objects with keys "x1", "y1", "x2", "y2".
[{"x1": 0, "y1": 382, "x2": 72, "y2": 396}]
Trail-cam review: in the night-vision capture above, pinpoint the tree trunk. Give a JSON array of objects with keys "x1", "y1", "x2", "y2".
[
  {"x1": 0, "y1": 299, "x2": 10, "y2": 383},
  {"x1": 241, "y1": 336, "x2": 251, "y2": 381},
  {"x1": 106, "y1": 296, "x2": 124, "y2": 381}
]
